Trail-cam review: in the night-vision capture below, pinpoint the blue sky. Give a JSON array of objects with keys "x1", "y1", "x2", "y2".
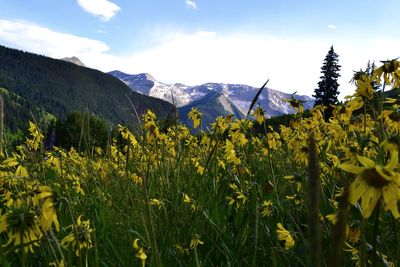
[{"x1": 0, "y1": 0, "x2": 399, "y2": 98}]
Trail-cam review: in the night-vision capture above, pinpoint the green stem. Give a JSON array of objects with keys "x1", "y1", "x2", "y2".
[
  {"x1": 308, "y1": 134, "x2": 321, "y2": 267},
  {"x1": 363, "y1": 100, "x2": 367, "y2": 134},
  {"x1": 142, "y1": 160, "x2": 162, "y2": 266},
  {"x1": 360, "y1": 218, "x2": 367, "y2": 267},
  {"x1": 378, "y1": 83, "x2": 387, "y2": 141},
  {"x1": 194, "y1": 247, "x2": 201, "y2": 267},
  {"x1": 20, "y1": 230, "x2": 26, "y2": 267},
  {"x1": 371, "y1": 203, "x2": 380, "y2": 267},
  {"x1": 262, "y1": 121, "x2": 280, "y2": 207},
  {"x1": 394, "y1": 218, "x2": 400, "y2": 264},
  {"x1": 328, "y1": 185, "x2": 350, "y2": 267},
  {"x1": 251, "y1": 199, "x2": 259, "y2": 267}
]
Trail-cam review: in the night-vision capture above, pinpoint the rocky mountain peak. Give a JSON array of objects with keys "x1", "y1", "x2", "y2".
[{"x1": 61, "y1": 56, "x2": 85, "y2": 67}]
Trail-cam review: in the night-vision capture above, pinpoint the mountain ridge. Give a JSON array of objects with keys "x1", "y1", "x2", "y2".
[{"x1": 108, "y1": 70, "x2": 315, "y2": 126}]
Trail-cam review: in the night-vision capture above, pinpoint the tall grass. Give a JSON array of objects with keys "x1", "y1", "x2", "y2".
[{"x1": 0, "y1": 59, "x2": 400, "y2": 266}]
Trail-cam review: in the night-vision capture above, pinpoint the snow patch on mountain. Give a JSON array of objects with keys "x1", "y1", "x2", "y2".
[
  {"x1": 217, "y1": 94, "x2": 235, "y2": 114},
  {"x1": 108, "y1": 70, "x2": 315, "y2": 118}
]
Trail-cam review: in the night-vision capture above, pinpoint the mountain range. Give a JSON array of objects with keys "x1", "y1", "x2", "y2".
[{"x1": 109, "y1": 70, "x2": 315, "y2": 127}]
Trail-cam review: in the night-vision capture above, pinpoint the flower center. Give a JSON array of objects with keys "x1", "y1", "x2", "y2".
[{"x1": 363, "y1": 168, "x2": 390, "y2": 188}]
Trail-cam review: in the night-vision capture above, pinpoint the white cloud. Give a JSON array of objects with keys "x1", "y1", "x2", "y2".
[
  {"x1": 0, "y1": 19, "x2": 119, "y2": 66},
  {"x1": 185, "y1": 0, "x2": 197, "y2": 10},
  {"x1": 1, "y1": 19, "x2": 400, "y2": 100},
  {"x1": 120, "y1": 31, "x2": 400, "y2": 99},
  {"x1": 76, "y1": 0, "x2": 120, "y2": 21},
  {"x1": 328, "y1": 24, "x2": 336, "y2": 30}
]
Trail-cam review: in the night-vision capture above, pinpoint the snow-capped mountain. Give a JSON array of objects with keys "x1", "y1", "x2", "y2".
[
  {"x1": 109, "y1": 70, "x2": 210, "y2": 107},
  {"x1": 108, "y1": 70, "x2": 314, "y2": 119}
]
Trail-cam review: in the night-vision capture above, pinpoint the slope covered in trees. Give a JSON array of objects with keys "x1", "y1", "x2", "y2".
[{"x1": 0, "y1": 45, "x2": 173, "y2": 130}]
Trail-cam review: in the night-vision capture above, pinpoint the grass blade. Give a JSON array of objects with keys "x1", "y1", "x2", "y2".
[{"x1": 246, "y1": 79, "x2": 269, "y2": 119}]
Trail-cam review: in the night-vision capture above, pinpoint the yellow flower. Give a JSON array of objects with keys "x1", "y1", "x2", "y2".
[
  {"x1": 345, "y1": 95, "x2": 364, "y2": 112},
  {"x1": 276, "y1": 223, "x2": 295, "y2": 250},
  {"x1": 183, "y1": 193, "x2": 191, "y2": 204},
  {"x1": 284, "y1": 175, "x2": 302, "y2": 192},
  {"x1": 227, "y1": 183, "x2": 248, "y2": 208},
  {"x1": 211, "y1": 116, "x2": 229, "y2": 135},
  {"x1": 49, "y1": 259, "x2": 65, "y2": 267},
  {"x1": 339, "y1": 150, "x2": 400, "y2": 218},
  {"x1": 282, "y1": 93, "x2": 305, "y2": 113},
  {"x1": 230, "y1": 131, "x2": 248, "y2": 147},
  {"x1": 346, "y1": 226, "x2": 361, "y2": 244},
  {"x1": 191, "y1": 157, "x2": 205, "y2": 175},
  {"x1": 133, "y1": 238, "x2": 147, "y2": 267},
  {"x1": 253, "y1": 106, "x2": 265, "y2": 124},
  {"x1": 285, "y1": 194, "x2": 303, "y2": 206},
  {"x1": 224, "y1": 140, "x2": 241, "y2": 165},
  {"x1": 2, "y1": 155, "x2": 29, "y2": 177},
  {"x1": 45, "y1": 152, "x2": 62, "y2": 173},
  {"x1": 190, "y1": 234, "x2": 204, "y2": 249},
  {"x1": 325, "y1": 213, "x2": 338, "y2": 225},
  {"x1": 373, "y1": 59, "x2": 400, "y2": 86},
  {"x1": 32, "y1": 185, "x2": 60, "y2": 232},
  {"x1": 175, "y1": 244, "x2": 190, "y2": 255},
  {"x1": 182, "y1": 193, "x2": 199, "y2": 212},
  {"x1": 143, "y1": 110, "x2": 157, "y2": 129},
  {"x1": 118, "y1": 124, "x2": 139, "y2": 147},
  {"x1": 26, "y1": 121, "x2": 44, "y2": 151},
  {"x1": 61, "y1": 215, "x2": 94, "y2": 256},
  {"x1": 261, "y1": 200, "x2": 273, "y2": 217},
  {"x1": 355, "y1": 74, "x2": 375, "y2": 100},
  {"x1": 188, "y1": 107, "x2": 202, "y2": 128},
  {"x1": 0, "y1": 205, "x2": 43, "y2": 253},
  {"x1": 149, "y1": 198, "x2": 165, "y2": 209}
]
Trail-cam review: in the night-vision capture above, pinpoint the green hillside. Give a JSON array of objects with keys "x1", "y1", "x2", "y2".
[{"x1": 0, "y1": 45, "x2": 173, "y2": 130}]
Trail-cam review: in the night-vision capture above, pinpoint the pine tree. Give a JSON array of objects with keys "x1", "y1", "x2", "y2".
[{"x1": 313, "y1": 46, "x2": 341, "y2": 117}]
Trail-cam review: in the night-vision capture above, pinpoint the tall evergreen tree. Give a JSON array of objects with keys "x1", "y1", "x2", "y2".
[{"x1": 313, "y1": 46, "x2": 341, "y2": 117}]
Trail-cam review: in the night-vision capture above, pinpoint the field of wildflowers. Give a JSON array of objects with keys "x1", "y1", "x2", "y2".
[{"x1": 0, "y1": 59, "x2": 400, "y2": 266}]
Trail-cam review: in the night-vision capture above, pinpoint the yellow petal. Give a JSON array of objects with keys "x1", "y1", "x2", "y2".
[
  {"x1": 382, "y1": 186, "x2": 400, "y2": 219},
  {"x1": 361, "y1": 187, "x2": 381, "y2": 218},
  {"x1": 386, "y1": 149, "x2": 398, "y2": 170},
  {"x1": 375, "y1": 166, "x2": 394, "y2": 181},
  {"x1": 356, "y1": 155, "x2": 375, "y2": 168},
  {"x1": 338, "y1": 163, "x2": 364, "y2": 174},
  {"x1": 133, "y1": 238, "x2": 140, "y2": 250},
  {"x1": 349, "y1": 177, "x2": 368, "y2": 205},
  {"x1": 0, "y1": 216, "x2": 7, "y2": 233}
]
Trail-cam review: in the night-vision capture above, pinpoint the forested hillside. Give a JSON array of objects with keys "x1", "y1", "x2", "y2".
[{"x1": 0, "y1": 45, "x2": 173, "y2": 130}]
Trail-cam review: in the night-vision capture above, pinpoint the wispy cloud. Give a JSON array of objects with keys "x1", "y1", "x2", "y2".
[
  {"x1": 328, "y1": 24, "x2": 336, "y2": 30},
  {"x1": 76, "y1": 0, "x2": 120, "y2": 21},
  {"x1": 185, "y1": 0, "x2": 197, "y2": 10},
  {"x1": 0, "y1": 19, "x2": 116, "y2": 64}
]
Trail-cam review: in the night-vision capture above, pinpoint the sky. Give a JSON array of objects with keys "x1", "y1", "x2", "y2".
[{"x1": 0, "y1": 0, "x2": 399, "y2": 98}]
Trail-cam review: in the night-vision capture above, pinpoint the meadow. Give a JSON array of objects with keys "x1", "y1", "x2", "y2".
[{"x1": 0, "y1": 59, "x2": 400, "y2": 266}]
